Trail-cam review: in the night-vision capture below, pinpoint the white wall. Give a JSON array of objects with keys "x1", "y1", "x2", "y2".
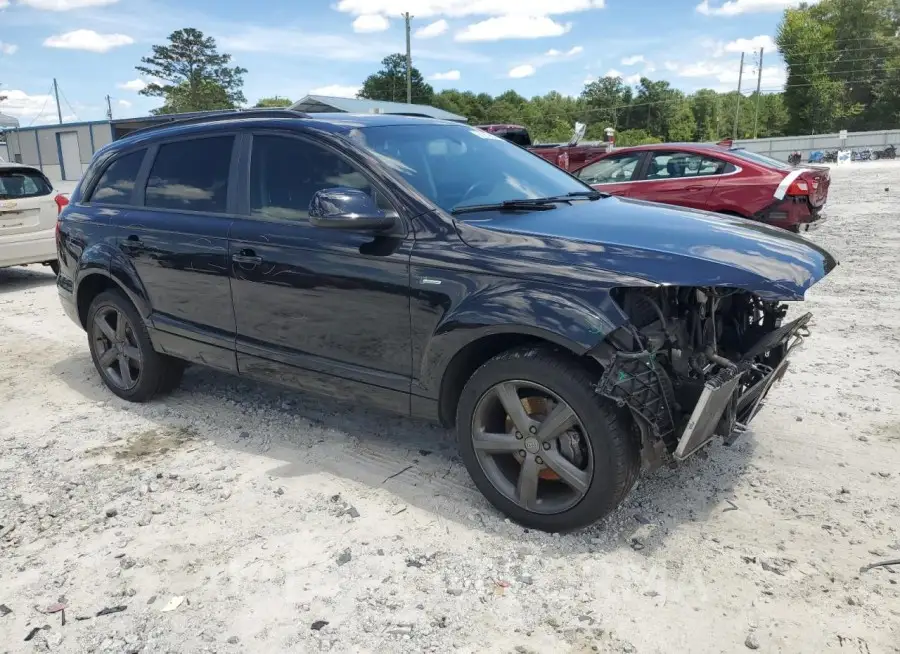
[{"x1": 732, "y1": 129, "x2": 900, "y2": 162}]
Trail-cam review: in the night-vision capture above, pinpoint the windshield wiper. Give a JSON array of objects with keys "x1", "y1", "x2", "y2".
[
  {"x1": 451, "y1": 191, "x2": 609, "y2": 215},
  {"x1": 451, "y1": 199, "x2": 560, "y2": 215},
  {"x1": 561, "y1": 190, "x2": 610, "y2": 199}
]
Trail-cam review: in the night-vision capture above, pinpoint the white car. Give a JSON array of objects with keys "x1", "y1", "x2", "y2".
[{"x1": 0, "y1": 163, "x2": 67, "y2": 275}]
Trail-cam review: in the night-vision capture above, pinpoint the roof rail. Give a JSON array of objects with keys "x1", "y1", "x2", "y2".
[{"x1": 123, "y1": 109, "x2": 310, "y2": 139}]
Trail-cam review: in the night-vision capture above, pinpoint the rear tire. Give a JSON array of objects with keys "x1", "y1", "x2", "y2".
[
  {"x1": 86, "y1": 290, "x2": 184, "y2": 402},
  {"x1": 456, "y1": 346, "x2": 639, "y2": 532}
]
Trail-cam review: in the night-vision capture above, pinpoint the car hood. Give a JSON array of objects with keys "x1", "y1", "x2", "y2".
[{"x1": 455, "y1": 196, "x2": 838, "y2": 300}]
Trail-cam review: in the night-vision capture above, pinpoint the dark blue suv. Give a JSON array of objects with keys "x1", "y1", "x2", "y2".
[{"x1": 56, "y1": 110, "x2": 837, "y2": 531}]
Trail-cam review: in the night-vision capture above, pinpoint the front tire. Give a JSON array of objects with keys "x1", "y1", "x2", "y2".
[
  {"x1": 456, "y1": 346, "x2": 639, "y2": 532},
  {"x1": 86, "y1": 290, "x2": 184, "y2": 402}
]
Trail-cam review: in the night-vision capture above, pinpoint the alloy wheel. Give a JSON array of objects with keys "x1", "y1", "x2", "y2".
[
  {"x1": 470, "y1": 380, "x2": 594, "y2": 514},
  {"x1": 92, "y1": 307, "x2": 142, "y2": 390}
]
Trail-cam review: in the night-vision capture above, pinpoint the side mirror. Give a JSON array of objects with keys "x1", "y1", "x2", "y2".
[{"x1": 309, "y1": 187, "x2": 395, "y2": 231}]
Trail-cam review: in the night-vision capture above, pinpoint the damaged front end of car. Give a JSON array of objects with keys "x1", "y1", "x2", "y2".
[{"x1": 591, "y1": 287, "x2": 811, "y2": 468}]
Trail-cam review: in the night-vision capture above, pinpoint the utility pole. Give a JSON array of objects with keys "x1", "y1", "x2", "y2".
[
  {"x1": 404, "y1": 12, "x2": 413, "y2": 104},
  {"x1": 53, "y1": 78, "x2": 62, "y2": 125},
  {"x1": 105, "y1": 95, "x2": 113, "y2": 120},
  {"x1": 732, "y1": 53, "x2": 744, "y2": 141},
  {"x1": 752, "y1": 47, "x2": 764, "y2": 139}
]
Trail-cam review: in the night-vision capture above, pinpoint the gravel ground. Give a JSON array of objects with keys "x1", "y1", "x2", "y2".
[{"x1": 2, "y1": 162, "x2": 899, "y2": 654}]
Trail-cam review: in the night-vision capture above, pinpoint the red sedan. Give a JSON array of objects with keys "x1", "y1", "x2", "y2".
[{"x1": 570, "y1": 143, "x2": 830, "y2": 232}]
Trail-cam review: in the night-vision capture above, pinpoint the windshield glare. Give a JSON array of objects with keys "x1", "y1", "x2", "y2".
[{"x1": 350, "y1": 124, "x2": 590, "y2": 213}]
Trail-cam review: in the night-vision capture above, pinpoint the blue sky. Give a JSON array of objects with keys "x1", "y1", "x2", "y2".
[{"x1": 0, "y1": 0, "x2": 812, "y2": 126}]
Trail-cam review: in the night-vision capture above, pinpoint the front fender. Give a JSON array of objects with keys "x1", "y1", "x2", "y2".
[{"x1": 414, "y1": 280, "x2": 629, "y2": 397}]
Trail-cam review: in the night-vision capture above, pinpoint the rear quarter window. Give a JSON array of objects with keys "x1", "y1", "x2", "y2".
[
  {"x1": 0, "y1": 168, "x2": 52, "y2": 199},
  {"x1": 89, "y1": 149, "x2": 146, "y2": 206}
]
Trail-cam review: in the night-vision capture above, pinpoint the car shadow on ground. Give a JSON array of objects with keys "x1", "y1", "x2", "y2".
[
  {"x1": 51, "y1": 352, "x2": 757, "y2": 555},
  {"x1": 0, "y1": 266, "x2": 57, "y2": 292}
]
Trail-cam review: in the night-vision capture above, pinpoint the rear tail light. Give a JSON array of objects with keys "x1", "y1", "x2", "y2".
[
  {"x1": 54, "y1": 193, "x2": 70, "y2": 215},
  {"x1": 786, "y1": 179, "x2": 809, "y2": 196}
]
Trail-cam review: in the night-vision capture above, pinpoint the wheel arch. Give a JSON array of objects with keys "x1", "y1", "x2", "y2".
[
  {"x1": 75, "y1": 269, "x2": 148, "y2": 328},
  {"x1": 436, "y1": 330, "x2": 607, "y2": 428}
]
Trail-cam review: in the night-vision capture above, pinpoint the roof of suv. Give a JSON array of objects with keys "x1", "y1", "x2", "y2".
[{"x1": 117, "y1": 112, "x2": 456, "y2": 145}]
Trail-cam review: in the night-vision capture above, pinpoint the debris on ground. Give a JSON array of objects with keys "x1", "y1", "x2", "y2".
[{"x1": 160, "y1": 597, "x2": 184, "y2": 612}]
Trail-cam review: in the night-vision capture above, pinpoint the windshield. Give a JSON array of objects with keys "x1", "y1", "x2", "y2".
[
  {"x1": 0, "y1": 168, "x2": 52, "y2": 199},
  {"x1": 349, "y1": 123, "x2": 591, "y2": 214},
  {"x1": 729, "y1": 148, "x2": 794, "y2": 171}
]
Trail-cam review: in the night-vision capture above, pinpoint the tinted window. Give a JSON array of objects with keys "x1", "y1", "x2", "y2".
[
  {"x1": 351, "y1": 124, "x2": 591, "y2": 214},
  {"x1": 90, "y1": 150, "x2": 145, "y2": 205},
  {"x1": 145, "y1": 136, "x2": 233, "y2": 213},
  {"x1": 646, "y1": 152, "x2": 729, "y2": 180},
  {"x1": 0, "y1": 168, "x2": 52, "y2": 199},
  {"x1": 250, "y1": 135, "x2": 390, "y2": 222},
  {"x1": 576, "y1": 154, "x2": 642, "y2": 185}
]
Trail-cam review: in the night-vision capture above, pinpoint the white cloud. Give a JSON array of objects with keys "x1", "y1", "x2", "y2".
[
  {"x1": 429, "y1": 69, "x2": 461, "y2": 81},
  {"x1": 546, "y1": 46, "x2": 582, "y2": 57},
  {"x1": 603, "y1": 68, "x2": 623, "y2": 78},
  {"x1": 696, "y1": 0, "x2": 819, "y2": 16},
  {"x1": 665, "y1": 58, "x2": 787, "y2": 90},
  {"x1": 584, "y1": 75, "x2": 596, "y2": 84},
  {"x1": 508, "y1": 64, "x2": 536, "y2": 78},
  {"x1": 117, "y1": 78, "x2": 147, "y2": 92},
  {"x1": 219, "y1": 26, "x2": 489, "y2": 64},
  {"x1": 621, "y1": 54, "x2": 645, "y2": 66},
  {"x1": 723, "y1": 34, "x2": 776, "y2": 53},
  {"x1": 308, "y1": 84, "x2": 360, "y2": 98},
  {"x1": 0, "y1": 89, "x2": 58, "y2": 125},
  {"x1": 17, "y1": 0, "x2": 119, "y2": 9},
  {"x1": 336, "y1": 0, "x2": 606, "y2": 18},
  {"x1": 624, "y1": 73, "x2": 642, "y2": 85},
  {"x1": 117, "y1": 99, "x2": 132, "y2": 108},
  {"x1": 415, "y1": 19, "x2": 449, "y2": 38},
  {"x1": 44, "y1": 29, "x2": 134, "y2": 53},
  {"x1": 352, "y1": 14, "x2": 390, "y2": 33},
  {"x1": 0, "y1": 42, "x2": 17, "y2": 55},
  {"x1": 456, "y1": 15, "x2": 571, "y2": 41}
]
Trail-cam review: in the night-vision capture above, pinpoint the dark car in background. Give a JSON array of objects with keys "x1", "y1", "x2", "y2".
[
  {"x1": 572, "y1": 143, "x2": 830, "y2": 232},
  {"x1": 56, "y1": 111, "x2": 836, "y2": 531},
  {"x1": 476, "y1": 123, "x2": 609, "y2": 171}
]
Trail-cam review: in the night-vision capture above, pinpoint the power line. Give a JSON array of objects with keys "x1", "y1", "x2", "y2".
[
  {"x1": 25, "y1": 83, "x2": 55, "y2": 127},
  {"x1": 58, "y1": 84, "x2": 79, "y2": 121}
]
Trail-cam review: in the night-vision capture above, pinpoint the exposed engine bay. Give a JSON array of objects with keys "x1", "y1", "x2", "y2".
[{"x1": 593, "y1": 287, "x2": 811, "y2": 466}]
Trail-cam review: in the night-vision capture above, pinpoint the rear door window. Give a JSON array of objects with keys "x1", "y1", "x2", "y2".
[
  {"x1": 645, "y1": 152, "x2": 731, "y2": 180},
  {"x1": 145, "y1": 136, "x2": 234, "y2": 213},
  {"x1": 0, "y1": 168, "x2": 52, "y2": 199},
  {"x1": 90, "y1": 150, "x2": 146, "y2": 206}
]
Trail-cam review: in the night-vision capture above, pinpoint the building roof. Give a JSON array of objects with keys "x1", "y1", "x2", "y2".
[
  {"x1": 0, "y1": 113, "x2": 20, "y2": 129},
  {"x1": 290, "y1": 95, "x2": 467, "y2": 123}
]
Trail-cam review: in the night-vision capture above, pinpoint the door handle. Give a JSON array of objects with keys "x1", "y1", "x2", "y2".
[
  {"x1": 232, "y1": 250, "x2": 262, "y2": 265},
  {"x1": 685, "y1": 185, "x2": 705, "y2": 192}
]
